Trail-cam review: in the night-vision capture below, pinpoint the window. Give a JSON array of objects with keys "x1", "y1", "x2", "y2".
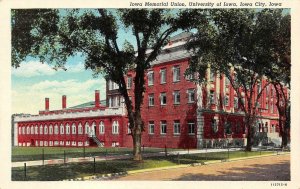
[
  {"x1": 35, "y1": 125, "x2": 38, "y2": 134},
  {"x1": 85, "y1": 122, "x2": 89, "y2": 134},
  {"x1": 49, "y1": 124, "x2": 53, "y2": 135},
  {"x1": 19, "y1": 127, "x2": 21, "y2": 135},
  {"x1": 160, "y1": 92, "x2": 167, "y2": 105},
  {"x1": 173, "y1": 66, "x2": 180, "y2": 82},
  {"x1": 187, "y1": 89, "x2": 195, "y2": 103},
  {"x1": 40, "y1": 125, "x2": 43, "y2": 135},
  {"x1": 99, "y1": 121, "x2": 105, "y2": 134},
  {"x1": 224, "y1": 122, "x2": 232, "y2": 134},
  {"x1": 173, "y1": 120, "x2": 180, "y2": 135},
  {"x1": 160, "y1": 121, "x2": 167, "y2": 134},
  {"x1": 266, "y1": 101, "x2": 269, "y2": 109},
  {"x1": 188, "y1": 122, "x2": 195, "y2": 134},
  {"x1": 108, "y1": 80, "x2": 119, "y2": 90},
  {"x1": 210, "y1": 72, "x2": 215, "y2": 82},
  {"x1": 31, "y1": 126, "x2": 34, "y2": 134},
  {"x1": 173, "y1": 91, "x2": 180, "y2": 104},
  {"x1": 72, "y1": 123, "x2": 76, "y2": 134},
  {"x1": 225, "y1": 95, "x2": 229, "y2": 106},
  {"x1": 211, "y1": 119, "x2": 218, "y2": 133},
  {"x1": 60, "y1": 124, "x2": 64, "y2": 134},
  {"x1": 257, "y1": 83, "x2": 261, "y2": 94},
  {"x1": 160, "y1": 68, "x2": 166, "y2": 84},
  {"x1": 44, "y1": 125, "x2": 48, "y2": 134},
  {"x1": 148, "y1": 71, "x2": 154, "y2": 86},
  {"x1": 149, "y1": 121, "x2": 155, "y2": 134},
  {"x1": 54, "y1": 124, "x2": 58, "y2": 135},
  {"x1": 234, "y1": 97, "x2": 238, "y2": 109},
  {"x1": 209, "y1": 90, "x2": 215, "y2": 104},
  {"x1": 148, "y1": 94, "x2": 154, "y2": 106},
  {"x1": 78, "y1": 123, "x2": 83, "y2": 134},
  {"x1": 127, "y1": 123, "x2": 131, "y2": 134},
  {"x1": 112, "y1": 121, "x2": 119, "y2": 134},
  {"x1": 127, "y1": 76, "x2": 132, "y2": 89},
  {"x1": 27, "y1": 127, "x2": 30, "y2": 135},
  {"x1": 66, "y1": 124, "x2": 70, "y2": 135}
]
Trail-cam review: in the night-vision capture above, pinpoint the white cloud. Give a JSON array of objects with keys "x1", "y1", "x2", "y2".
[
  {"x1": 12, "y1": 78, "x2": 106, "y2": 114},
  {"x1": 12, "y1": 61, "x2": 86, "y2": 78},
  {"x1": 12, "y1": 61, "x2": 56, "y2": 77}
]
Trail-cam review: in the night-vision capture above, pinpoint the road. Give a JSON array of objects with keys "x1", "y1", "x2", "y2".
[{"x1": 113, "y1": 154, "x2": 290, "y2": 181}]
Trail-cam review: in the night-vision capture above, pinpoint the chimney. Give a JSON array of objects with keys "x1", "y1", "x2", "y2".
[
  {"x1": 62, "y1": 95, "x2": 67, "y2": 109},
  {"x1": 95, "y1": 90, "x2": 100, "y2": 108},
  {"x1": 45, "y1": 98, "x2": 49, "y2": 111}
]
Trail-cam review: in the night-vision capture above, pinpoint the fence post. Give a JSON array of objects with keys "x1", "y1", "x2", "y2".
[
  {"x1": 93, "y1": 157, "x2": 96, "y2": 174},
  {"x1": 42, "y1": 148, "x2": 45, "y2": 166},
  {"x1": 24, "y1": 163, "x2": 27, "y2": 180},
  {"x1": 165, "y1": 145, "x2": 167, "y2": 157}
]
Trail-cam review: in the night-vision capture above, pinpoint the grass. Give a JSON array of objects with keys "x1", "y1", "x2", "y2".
[
  {"x1": 12, "y1": 146, "x2": 180, "y2": 162},
  {"x1": 12, "y1": 150, "x2": 274, "y2": 181}
]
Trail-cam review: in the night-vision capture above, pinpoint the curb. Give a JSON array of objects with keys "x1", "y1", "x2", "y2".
[{"x1": 63, "y1": 152, "x2": 290, "y2": 181}]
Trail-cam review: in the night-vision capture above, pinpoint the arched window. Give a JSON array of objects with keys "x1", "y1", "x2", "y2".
[
  {"x1": 112, "y1": 121, "x2": 119, "y2": 134},
  {"x1": 72, "y1": 123, "x2": 76, "y2": 134},
  {"x1": 78, "y1": 123, "x2": 83, "y2": 134},
  {"x1": 99, "y1": 121, "x2": 105, "y2": 134},
  {"x1": 19, "y1": 127, "x2": 22, "y2": 135},
  {"x1": 31, "y1": 125, "x2": 34, "y2": 134},
  {"x1": 27, "y1": 126, "x2": 30, "y2": 134},
  {"x1": 35, "y1": 125, "x2": 38, "y2": 134},
  {"x1": 44, "y1": 125, "x2": 48, "y2": 134},
  {"x1": 92, "y1": 122, "x2": 96, "y2": 135},
  {"x1": 60, "y1": 124, "x2": 64, "y2": 134},
  {"x1": 49, "y1": 124, "x2": 53, "y2": 135},
  {"x1": 66, "y1": 124, "x2": 70, "y2": 135},
  {"x1": 54, "y1": 124, "x2": 59, "y2": 134},
  {"x1": 85, "y1": 122, "x2": 90, "y2": 134},
  {"x1": 40, "y1": 125, "x2": 43, "y2": 135}
]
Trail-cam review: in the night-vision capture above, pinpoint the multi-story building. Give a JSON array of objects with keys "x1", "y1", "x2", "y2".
[{"x1": 13, "y1": 32, "x2": 284, "y2": 148}]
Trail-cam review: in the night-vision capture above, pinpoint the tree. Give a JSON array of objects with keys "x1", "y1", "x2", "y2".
[
  {"x1": 186, "y1": 9, "x2": 290, "y2": 151},
  {"x1": 257, "y1": 10, "x2": 291, "y2": 148},
  {"x1": 11, "y1": 9, "x2": 193, "y2": 160}
]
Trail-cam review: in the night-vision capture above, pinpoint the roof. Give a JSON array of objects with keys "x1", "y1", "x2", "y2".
[
  {"x1": 69, "y1": 100, "x2": 107, "y2": 109},
  {"x1": 169, "y1": 32, "x2": 193, "y2": 42}
]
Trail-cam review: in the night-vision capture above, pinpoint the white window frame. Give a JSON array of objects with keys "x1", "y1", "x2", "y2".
[
  {"x1": 225, "y1": 95, "x2": 229, "y2": 106},
  {"x1": 173, "y1": 66, "x2": 180, "y2": 82},
  {"x1": 127, "y1": 123, "x2": 131, "y2": 134},
  {"x1": 127, "y1": 76, "x2": 132, "y2": 89},
  {"x1": 160, "y1": 92, "x2": 167, "y2": 105},
  {"x1": 35, "y1": 125, "x2": 38, "y2": 134},
  {"x1": 40, "y1": 125, "x2": 43, "y2": 135},
  {"x1": 160, "y1": 68, "x2": 166, "y2": 84},
  {"x1": 66, "y1": 124, "x2": 70, "y2": 135},
  {"x1": 27, "y1": 126, "x2": 30, "y2": 135},
  {"x1": 173, "y1": 120, "x2": 180, "y2": 135},
  {"x1": 60, "y1": 124, "x2": 64, "y2": 134},
  {"x1": 149, "y1": 121, "x2": 155, "y2": 134},
  {"x1": 49, "y1": 124, "x2": 53, "y2": 135},
  {"x1": 54, "y1": 124, "x2": 58, "y2": 135},
  {"x1": 187, "y1": 89, "x2": 195, "y2": 103},
  {"x1": 209, "y1": 90, "x2": 215, "y2": 104},
  {"x1": 160, "y1": 121, "x2": 167, "y2": 135},
  {"x1": 78, "y1": 123, "x2": 83, "y2": 134},
  {"x1": 148, "y1": 71, "x2": 154, "y2": 86},
  {"x1": 148, "y1": 94, "x2": 154, "y2": 106},
  {"x1": 112, "y1": 121, "x2": 119, "y2": 134},
  {"x1": 85, "y1": 122, "x2": 90, "y2": 134},
  {"x1": 188, "y1": 122, "x2": 195, "y2": 135},
  {"x1": 19, "y1": 127, "x2": 22, "y2": 135},
  {"x1": 99, "y1": 121, "x2": 105, "y2": 134},
  {"x1": 31, "y1": 126, "x2": 34, "y2": 135},
  {"x1": 173, "y1": 91, "x2": 180, "y2": 104},
  {"x1": 44, "y1": 125, "x2": 48, "y2": 135},
  {"x1": 72, "y1": 123, "x2": 76, "y2": 134}
]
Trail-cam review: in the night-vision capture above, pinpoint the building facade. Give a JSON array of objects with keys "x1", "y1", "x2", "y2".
[{"x1": 13, "y1": 33, "x2": 284, "y2": 148}]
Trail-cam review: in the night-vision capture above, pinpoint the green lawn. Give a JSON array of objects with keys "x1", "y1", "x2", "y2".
[
  {"x1": 12, "y1": 146, "x2": 179, "y2": 162},
  {"x1": 12, "y1": 151, "x2": 275, "y2": 181}
]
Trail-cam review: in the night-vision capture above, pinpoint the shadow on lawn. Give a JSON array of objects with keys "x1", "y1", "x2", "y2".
[{"x1": 173, "y1": 159, "x2": 290, "y2": 181}]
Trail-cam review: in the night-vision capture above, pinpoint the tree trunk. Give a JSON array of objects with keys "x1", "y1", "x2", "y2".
[{"x1": 132, "y1": 112, "x2": 143, "y2": 161}]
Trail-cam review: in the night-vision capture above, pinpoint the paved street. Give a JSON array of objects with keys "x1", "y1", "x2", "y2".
[{"x1": 113, "y1": 154, "x2": 290, "y2": 181}]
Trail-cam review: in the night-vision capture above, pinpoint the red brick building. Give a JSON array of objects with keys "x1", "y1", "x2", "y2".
[{"x1": 13, "y1": 32, "x2": 284, "y2": 148}]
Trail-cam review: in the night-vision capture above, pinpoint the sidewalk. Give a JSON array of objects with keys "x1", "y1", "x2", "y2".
[{"x1": 12, "y1": 148, "x2": 244, "y2": 168}]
